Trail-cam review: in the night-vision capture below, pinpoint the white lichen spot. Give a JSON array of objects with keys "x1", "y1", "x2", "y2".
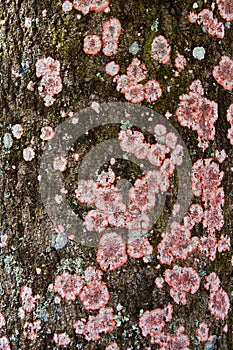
[
  {"x1": 62, "y1": 0, "x2": 73, "y2": 12},
  {"x1": 55, "y1": 194, "x2": 63, "y2": 204},
  {"x1": 40, "y1": 126, "x2": 55, "y2": 140},
  {"x1": 192, "y1": 46, "x2": 206, "y2": 60},
  {"x1": 23, "y1": 147, "x2": 35, "y2": 162},
  {"x1": 27, "y1": 80, "x2": 35, "y2": 91},
  {"x1": 193, "y1": 2, "x2": 199, "y2": 9},
  {"x1": 129, "y1": 41, "x2": 140, "y2": 55},
  {"x1": 53, "y1": 156, "x2": 68, "y2": 172},
  {"x1": 44, "y1": 95, "x2": 56, "y2": 107},
  {"x1": 12, "y1": 124, "x2": 24, "y2": 139},
  {"x1": 3, "y1": 133, "x2": 13, "y2": 149},
  {"x1": 51, "y1": 232, "x2": 68, "y2": 250},
  {"x1": 91, "y1": 101, "x2": 101, "y2": 114},
  {"x1": 24, "y1": 17, "x2": 32, "y2": 28},
  {"x1": 104, "y1": 6, "x2": 110, "y2": 13}
]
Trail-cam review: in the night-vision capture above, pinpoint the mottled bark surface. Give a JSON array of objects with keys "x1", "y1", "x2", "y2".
[{"x1": 0, "y1": 0, "x2": 232, "y2": 349}]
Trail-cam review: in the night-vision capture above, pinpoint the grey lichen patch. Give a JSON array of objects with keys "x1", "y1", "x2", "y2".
[{"x1": 2, "y1": 254, "x2": 24, "y2": 286}]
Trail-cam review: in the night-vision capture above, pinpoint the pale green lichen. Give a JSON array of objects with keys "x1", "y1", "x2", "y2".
[
  {"x1": 56, "y1": 257, "x2": 85, "y2": 275},
  {"x1": 151, "y1": 18, "x2": 159, "y2": 32}
]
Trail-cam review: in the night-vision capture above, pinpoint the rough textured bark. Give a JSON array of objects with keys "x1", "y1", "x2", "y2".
[{"x1": 0, "y1": 0, "x2": 232, "y2": 349}]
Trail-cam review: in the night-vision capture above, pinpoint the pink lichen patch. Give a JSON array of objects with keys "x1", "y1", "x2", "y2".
[
  {"x1": 174, "y1": 53, "x2": 187, "y2": 70},
  {"x1": 196, "y1": 322, "x2": 209, "y2": 343},
  {"x1": 62, "y1": 0, "x2": 73, "y2": 12},
  {"x1": 79, "y1": 267, "x2": 110, "y2": 310},
  {"x1": 147, "y1": 143, "x2": 168, "y2": 167},
  {"x1": 84, "y1": 210, "x2": 109, "y2": 233},
  {"x1": 226, "y1": 103, "x2": 233, "y2": 144},
  {"x1": 145, "y1": 169, "x2": 165, "y2": 193},
  {"x1": 54, "y1": 271, "x2": 83, "y2": 301},
  {"x1": 102, "y1": 18, "x2": 122, "y2": 56},
  {"x1": 154, "y1": 277, "x2": 164, "y2": 289},
  {"x1": 217, "y1": 0, "x2": 233, "y2": 21},
  {"x1": 0, "y1": 336, "x2": 11, "y2": 350},
  {"x1": 40, "y1": 126, "x2": 55, "y2": 140},
  {"x1": 75, "y1": 179, "x2": 98, "y2": 204},
  {"x1": 187, "y1": 11, "x2": 198, "y2": 23},
  {"x1": 20, "y1": 286, "x2": 36, "y2": 312},
  {"x1": 208, "y1": 19, "x2": 225, "y2": 38},
  {"x1": 105, "y1": 61, "x2": 120, "y2": 76},
  {"x1": 125, "y1": 84, "x2": 145, "y2": 104},
  {"x1": 53, "y1": 332, "x2": 71, "y2": 346},
  {"x1": 126, "y1": 58, "x2": 148, "y2": 83},
  {"x1": 108, "y1": 210, "x2": 127, "y2": 228},
  {"x1": 191, "y1": 9, "x2": 225, "y2": 38},
  {"x1": 154, "y1": 124, "x2": 167, "y2": 137},
  {"x1": 73, "y1": 0, "x2": 109, "y2": 15},
  {"x1": 23, "y1": 320, "x2": 42, "y2": 341},
  {"x1": 144, "y1": 80, "x2": 162, "y2": 102},
  {"x1": 114, "y1": 74, "x2": 131, "y2": 94},
  {"x1": 208, "y1": 287, "x2": 230, "y2": 320},
  {"x1": 23, "y1": 146, "x2": 35, "y2": 162},
  {"x1": 204, "y1": 272, "x2": 221, "y2": 292},
  {"x1": 54, "y1": 296, "x2": 61, "y2": 304},
  {"x1": 127, "y1": 234, "x2": 153, "y2": 259},
  {"x1": 128, "y1": 177, "x2": 156, "y2": 212},
  {"x1": 83, "y1": 34, "x2": 102, "y2": 55},
  {"x1": 198, "y1": 234, "x2": 217, "y2": 261},
  {"x1": 53, "y1": 156, "x2": 68, "y2": 172},
  {"x1": 39, "y1": 74, "x2": 63, "y2": 100},
  {"x1": 12, "y1": 124, "x2": 23, "y2": 139},
  {"x1": 165, "y1": 265, "x2": 200, "y2": 305},
  {"x1": 36, "y1": 57, "x2": 60, "y2": 78},
  {"x1": 105, "y1": 342, "x2": 120, "y2": 350},
  {"x1": 227, "y1": 125, "x2": 233, "y2": 145},
  {"x1": 0, "y1": 313, "x2": 6, "y2": 328},
  {"x1": 118, "y1": 129, "x2": 144, "y2": 153},
  {"x1": 113, "y1": 59, "x2": 162, "y2": 104},
  {"x1": 176, "y1": 80, "x2": 218, "y2": 150},
  {"x1": 163, "y1": 134, "x2": 176, "y2": 151},
  {"x1": 153, "y1": 326, "x2": 190, "y2": 349},
  {"x1": 183, "y1": 204, "x2": 204, "y2": 230},
  {"x1": 215, "y1": 149, "x2": 227, "y2": 163},
  {"x1": 95, "y1": 186, "x2": 125, "y2": 213},
  {"x1": 192, "y1": 159, "x2": 224, "y2": 198},
  {"x1": 139, "y1": 304, "x2": 173, "y2": 343},
  {"x1": 18, "y1": 307, "x2": 25, "y2": 319},
  {"x1": 197, "y1": 9, "x2": 213, "y2": 26},
  {"x1": 125, "y1": 209, "x2": 150, "y2": 231},
  {"x1": 151, "y1": 35, "x2": 171, "y2": 64},
  {"x1": 73, "y1": 307, "x2": 115, "y2": 341},
  {"x1": 213, "y1": 56, "x2": 233, "y2": 91},
  {"x1": 190, "y1": 79, "x2": 204, "y2": 95},
  {"x1": 218, "y1": 234, "x2": 231, "y2": 252},
  {"x1": 226, "y1": 103, "x2": 233, "y2": 123},
  {"x1": 72, "y1": 319, "x2": 85, "y2": 335},
  {"x1": 191, "y1": 158, "x2": 224, "y2": 235},
  {"x1": 165, "y1": 110, "x2": 173, "y2": 119},
  {"x1": 157, "y1": 222, "x2": 199, "y2": 265},
  {"x1": 0, "y1": 234, "x2": 8, "y2": 248},
  {"x1": 96, "y1": 232, "x2": 127, "y2": 271},
  {"x1": 35, "y1": 57, "x2": 63, "y2": 106}
]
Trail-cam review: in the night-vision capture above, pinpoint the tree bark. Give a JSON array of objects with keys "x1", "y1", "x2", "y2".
[{"x1": 0, "y1": 0, "x2": 232, "y2": 349}]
